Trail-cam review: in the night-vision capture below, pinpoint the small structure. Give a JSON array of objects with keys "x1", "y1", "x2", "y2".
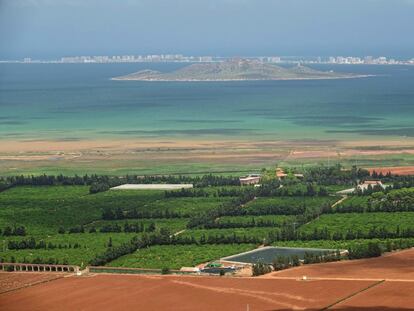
[
  {"x1": 276, "y1": 168, "x2": 304, "y2": 180},
  {"x1": 357, "y1": 180, "x2": 385, "y2": 192},
  {"x1": 239, "y1": 174, "x2": 261, "y2": 186},
  {"x1": 200, "y1": 262, "x2": 236, "y2": 275},
  {"x1": 180, "y1": 267, "x2": 200, "y2": 273},
  {"x1": 337, "y1": 180, "x2": 387, "y2": 195}
]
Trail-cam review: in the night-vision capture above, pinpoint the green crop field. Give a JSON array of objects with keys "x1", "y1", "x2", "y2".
[
  {"x1": 0, "y1": 233, "x2": 138, "y2": 267},
  {"x1": 218, "y1": 215, "x2": 295, "y2": 226},
  {"x1": 336, "y1": 196, "x2": 370, "y2": 209},
  {"x1": 300, "y1": 212, "x2": 414, "y2": 235},
  {"x1": 274, "y1": 237, "x2": 414, "y2": 250},
  {"x1": 0, "y1": 186, "x2": 100, "y2": 235},
  {"x1": 1, "y1": 176, "x2": 414, "y2": 270},
  {"x1": 84, "y1": 218, "x2": 188, "y2": 233},
  {"x1": 244, "y1": 196, "x2": 339, "y2": 215},
  {"x1": 182, "y1": 227, "x2": 280, "y2": 240},
  {"x1": 0, "y1": 186, "x2": 230, "y2": 235},
  {"x1": 107, "y1": 244, "x2": 255, "y2": 269},
  {"x1": 142, "y1": 197, "x2": 234, "y2": 216}
]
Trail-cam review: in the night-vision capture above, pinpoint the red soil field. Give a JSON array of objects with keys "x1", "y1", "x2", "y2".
[
  {"x1": 0, "y1": 274, "x2": 376, "y2": 311},
  {"x1": 0, "y1": 272, "x2": 64, "y2": 294},
  {"x1": 265, "y1": 248, "x2": 414, "y2": 281},
  {"x1": 332, "y1": 281, "x2": 414, "y2": 310},
  {"x1": 2, "y1": 249, "x2": 413, "y2": 310},
  {"x1": 367, "y1": 166, "x2": 414, "y2": 176}
]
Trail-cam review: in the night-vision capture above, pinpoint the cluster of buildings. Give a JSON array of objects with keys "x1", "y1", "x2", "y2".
[
  {"x1": 239, "y1": 169, "x2": 304, "y2": 186},
  {"x1": 59, "y1": 54, "x2": 214, "y2": 63},
  {"x1": 327, "y1": 56, "x2": 404, "y2": 65},
  {"x1": 8, "y1": 55, "x2": 414, "y2": 65}
]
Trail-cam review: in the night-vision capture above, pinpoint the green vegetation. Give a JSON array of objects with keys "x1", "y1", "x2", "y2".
[
  {"x1": 218, "y1": 215, "x2": 295, "y2": 226},
  {"x1": 113, "y1": 60, "x2": 360, "y2": 81},
  {"x1": 1, "y1": 166, "x2": 414, "y2": 270},
  {"x1": 108, "y1": 244, "x2": 255, "y2": 269},
  {"x1": 0, "y1": 233, "x2": 139, "y2": 267},
  {"x1": 299, "y1": 212, "x2": 414, "y2": 239},
  {"x1": 333, "y1": 188, "x2": 414, "y2": 213},
  {"x1": 244, "y1": 196, "x2": 339, "y2": 216}
]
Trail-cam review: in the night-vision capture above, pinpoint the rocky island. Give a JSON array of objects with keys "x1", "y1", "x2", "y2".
[{"x1": 112, "y1": 59, "x2": 368, "y2": 81}]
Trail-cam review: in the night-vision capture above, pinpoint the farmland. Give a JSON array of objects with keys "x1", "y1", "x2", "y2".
[
  {"x1": 243, "y1": 196, "x2": 339, "y2": 215},
  {"x1": 299, "y1": 212, "x2": 414, "y2": 236},
  {"x1": 217, "y1": 215, "x2": 295, "y2": 226},
  {"x1": 0, "y1": 166, "x2": 414, "y2": 272},
  {"x1": 108, "y1": 244, "x2": 256, "y2": 269}
]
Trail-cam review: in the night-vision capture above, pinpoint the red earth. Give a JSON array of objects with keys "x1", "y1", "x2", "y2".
[
  {"x1": 1, "y1": 249, "x2": 413, "y2": 310},
  {"x1": 367, "y1": 166, "x2": 414, "y2": 176},
  {"x1": 0, "y1": 274, "x2": 376, "y2": 311},
  {"x1": 265, "y1": 248, "x2": 414, "y2": 281},
  {"x1": 332, "y1": 281, "x2": 414, "y2": 310},
  {"x1": 0, "y1": 272, "x2": 65, "y2": 294}
]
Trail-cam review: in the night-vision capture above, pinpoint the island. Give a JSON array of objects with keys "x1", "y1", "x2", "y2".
[{"x1": 111, "y1": 59, "x2": 369, "y2": 81}]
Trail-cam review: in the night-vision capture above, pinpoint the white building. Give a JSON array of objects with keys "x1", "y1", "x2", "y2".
[{"x1": 239, "y1": 174, "x2": 261, "y2": 186}]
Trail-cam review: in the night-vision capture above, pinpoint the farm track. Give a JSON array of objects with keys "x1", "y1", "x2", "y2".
[
  {"x1": 172, "y1": 229, "x2": 186, "y2": 237},
  {"x1": 331, "y1": 195, "x2": 347, "y2": 208}
]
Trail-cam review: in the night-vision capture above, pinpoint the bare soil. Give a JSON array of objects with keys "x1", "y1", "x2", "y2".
[
  {"x1": 0, "y1": 272, "x2": 65, "y2": 294},
  {"x1": 367, "y1": 166, "x2": 414, "y2": 176},
  {"x1": 264, "y1": 248, "x2": 414, "y2": 281},
  {"x1": 2, "y1": 249, "x2": 414, "y2": 310},
  {"x1": 0, "y1": 274, "x2": 375, "y2": 311},
  {"x1": 332, "y1": 281, "x2": 414, "y2": 310}
]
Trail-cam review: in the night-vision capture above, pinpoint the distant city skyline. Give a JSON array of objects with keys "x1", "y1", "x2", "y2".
[
  {"x1": 4, "y1": 54, "x2": 413, "y2": 66},
  {"x1": 1, "y1": 0, "x2": 414, "y2": 59}
]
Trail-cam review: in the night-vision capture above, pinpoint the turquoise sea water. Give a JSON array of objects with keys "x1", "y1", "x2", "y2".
[{"x1": 0, "y1": 63, "x2": 413, "y2": 142}]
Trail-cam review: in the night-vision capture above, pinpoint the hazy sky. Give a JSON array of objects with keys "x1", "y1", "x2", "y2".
[{"x1": 1, "y1": 0, "x2": 413, "y2": 59}]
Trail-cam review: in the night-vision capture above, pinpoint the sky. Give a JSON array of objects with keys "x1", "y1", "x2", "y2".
[{"x1": 0, "y1": 0, "x2": 413, "y2": 59}]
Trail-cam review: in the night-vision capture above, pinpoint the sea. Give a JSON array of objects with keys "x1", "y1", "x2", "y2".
[{"x1": 0, "y1": 63, "x2": 413, "y2": 142}]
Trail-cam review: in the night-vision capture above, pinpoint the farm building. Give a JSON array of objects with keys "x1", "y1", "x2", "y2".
[
  {"x1": 276, "y1": 168, "x2": 304, "y2": 180},
  {"x1": 337, "y1": 180, "x2": 387, "y2": 195},
  {"x1": 357, "y1": 180, "x2": 386, "y2": 191},
  {"x1": 239, "y1": 174, "x2": 261, "y2": 185}
]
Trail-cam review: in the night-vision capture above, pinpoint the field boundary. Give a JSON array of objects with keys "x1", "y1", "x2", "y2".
[
  {"x1": 321, "y1": 279, "x2": 385, "y2": 310},
  {"x1": 0, "y1": 273, "x2": 67, "y2": 295},
  {"x1": 88, "y1": 266, "x2": 197, "y2": 275}
]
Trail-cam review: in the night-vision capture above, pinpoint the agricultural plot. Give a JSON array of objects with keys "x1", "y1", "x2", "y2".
[
  {"x1": 0, "y1": 186, "x2": 209, "y2": 266},
  {"x1": 300, "y1": 212, "x2": 414, "y2": 235},
  {"x1": 244, "y1": 196, "x2": 339, "y2": 215},
  {"x1": 141, "y1": 197, "x2": 234, "y2": 216},
  {"x1": 0, "y1": 186, "x2": 229, "y2": 235},
  {"x1": 2, "y1": 181, "x2": 414, "y2": 270},
  {"x1": 84, "y1": 218, "x2": 188, "y2": 233},
  {"x1": 217, "y1": 215, "x2": 295, "y2": 226},
  {"x1": 0, "y1": 233, "x2": 139, "y2": 267},
  {"x1": 0, "y1": 186, "x2": 99, "y2": 235},
  {"x1": 182, "y1": 227, "x2": 280, "y2": 240},
  {"x1": 107, "y1": 244, "x2": 255, "y2": 269},
  {"x1": 335, "y1": 195, "x2": 369, "y2": 210},
  {"x1": 274, "y1": 238, "x2": 414, "y2": 251}
]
